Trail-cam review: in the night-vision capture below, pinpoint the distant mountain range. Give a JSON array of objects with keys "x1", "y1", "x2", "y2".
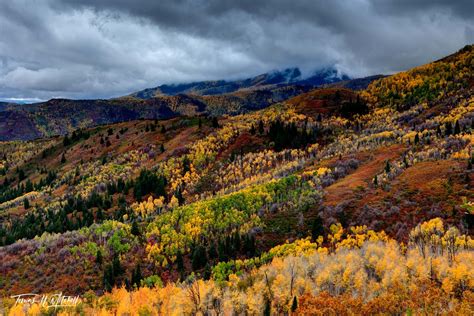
[
  {"x1": 0, "y1": 102, "x2": 9, "y2": 111},
  {"x1": 130, "y1": 67, "x2": 349, "y2": 98},
  {"x1": 0, "y1": 67, "x2": 380, "y2": 141}
]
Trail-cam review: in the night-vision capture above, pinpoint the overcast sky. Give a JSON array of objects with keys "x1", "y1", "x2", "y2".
[{"x1": 0, "y1": 0, "x2": 473, "y2": 102}]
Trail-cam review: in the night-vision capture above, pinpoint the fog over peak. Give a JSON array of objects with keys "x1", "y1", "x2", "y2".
[{"x1": 0, "y1": 0, "x2": 473, "y2": 102}]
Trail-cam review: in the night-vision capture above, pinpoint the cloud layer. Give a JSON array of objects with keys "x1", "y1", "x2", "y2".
[{"x1": 0, "y1": 0, "x2": 473, "y2": 101}]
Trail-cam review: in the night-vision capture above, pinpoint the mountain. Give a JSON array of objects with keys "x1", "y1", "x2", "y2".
[
  {"x1": 298, "y1": 67, "x2": 350, "y2": 86},
  {"x1": 0, "y1": 108, "x2": 43, "y2": 140},
  {"x1": 0, "y1": 45, "x2": 473, "y2": 314},
  {"x1": 130, "y1": 67, "x2": 347, "y2": 98},
  {"x1": 323, "y1": 74, "x2": 386, "y2": 90},
  {"x1": 0, "y1": 68, "x2": 370, "y2": 141},
  {"x1": 0, "y1": 85, "x2": 313, "y2": 141}
]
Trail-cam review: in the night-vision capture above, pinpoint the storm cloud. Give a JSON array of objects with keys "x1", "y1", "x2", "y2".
[{"x1": 0, "y1": 0, "x2": 473, "y2": 102}]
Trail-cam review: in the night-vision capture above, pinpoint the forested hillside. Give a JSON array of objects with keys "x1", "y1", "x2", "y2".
[
  {"x1": 0, "y1": 68, "x2": 360, "y2": 141},
  {"x1": 0, "y1": 45, "x2": 473, "y2": 315}
]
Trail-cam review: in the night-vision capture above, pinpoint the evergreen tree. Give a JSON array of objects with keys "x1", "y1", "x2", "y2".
[
  {"x1": 225, "y1": 236, "x2": 232, "y2": 254},
  {"x1": 174, "y1": 189, "x2": 184, "y2": 205},
  {"x1": 233, "y1": 233, "x2": 241, "y2": 252},
  {"x1": 176, "y1": 250, "x2": 184, "y2": 273},
  {"x1": 212, "y1": 117, "x2": 219, "y2": 128},
  {"x1": 96, "y1": 249, "x2": 103, "y2": 266},
  {"x1": 18, "y1": 169, "x2": 26, "y2": 181},
  {"x1": 131, "y1": 264, "x2": 142, "y2": 288},
  {"x1": 385, "y1": 160, "x2": 391, "y2": 173},
  {"x1": 203, "y1": 263, "x2": 212, "y2": 280},
  {"x1": 311, "y1": 215, "x2": 324, "y2": 239},
  {"x1": 250, "y1": 124, "x2": 256, "y2": 135},
  {"x1": 63, "y1": 135, "x2": 71, "y2": 146},
  {"x1": 192, "y1": 245, "x2": 207, "y2": 270},
  {"x1": 131, "y1": 221, "x2": 140, "y2": 236},
  {"x1": 414, "y1": 133, "x2": 419, "y2": 144},
  {"x1": 61, "y1": 153, "x2": 66, "y2": 163},
  {"x1": 258, "y1": 120, "x2": 264, "y2": 134},
  {"x1": 112, "y1": 254, "x2": 122, "y2": 277},
  {"x1": 208, "y1": 243, "x2": 218, "y2": 259},
  {"x1": 291, "y1": 296, "x2": 298, "y2": 313},
  {"x1": 182, "y1": 156, "x2": 191, "y2": 174},
  {"x1": 263, "y1": 300, "x2": 271, "y2": 316},
  {"x1": 454, "y1": 120, "x2": 461, "y2": 135},
  {"x1": 229, "y1": 151, "x2": 236, "y2": 162},
  {"x1": 103, "y1": 264, "x2": 114, "y2": 292},
  {"x1": 243, "y1": 234, "x2": 256, "y2": 257},
  {"x1": 160, "y1": 143, "x2": 165, "y2": 153},
  {"x1": 23, "y1": 198, "x2": 30, "y2": 210},
  {"x1": 268, "y1": 119, "x2": 315, "y2": 150},
  {"x1": 96, "y1": 208, "x2": 104, "y2": 221},
  {"x1": 133, "y1": 169, "x2": 167, "y2": 201},
  {"x1": 445, "y1": 122, "x2": 452, "y2": 136}
]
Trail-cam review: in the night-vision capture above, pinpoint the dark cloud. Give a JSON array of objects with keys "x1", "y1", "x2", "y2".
[
  {"x1": 0, "y1": 0, "x2": 472, "y2": 102},
  {"x1": 372, "y1": 0, "x2": 474, "y2": 19}
]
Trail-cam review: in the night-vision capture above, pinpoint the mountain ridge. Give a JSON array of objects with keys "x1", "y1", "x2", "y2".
[
  {"x1": 129, "y1": 67, "x2": 349, "y2": 98},
  {"x1": 0, "y1": 68, "x2": 365, "y2": 141}
]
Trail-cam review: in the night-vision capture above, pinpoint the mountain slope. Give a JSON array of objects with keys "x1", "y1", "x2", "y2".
[
  {"x1": 129, "y1": 67, "x2": 346, "y2": 98},
  {"x1": 0, "y1": 46, "x2": 473, "y2": 315},
  {"x1": 362, "y1": 44, "x2": 474, "y2": 109},
  {"x1": 0, "y1": 68, "x2": 386, "y2": 142},
  {"x1": 0, "y1": 102, "x2": 10, "y2": 111},
  {"x1": 0, "y1": 86, "x2": 313, "y2": 141}
]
